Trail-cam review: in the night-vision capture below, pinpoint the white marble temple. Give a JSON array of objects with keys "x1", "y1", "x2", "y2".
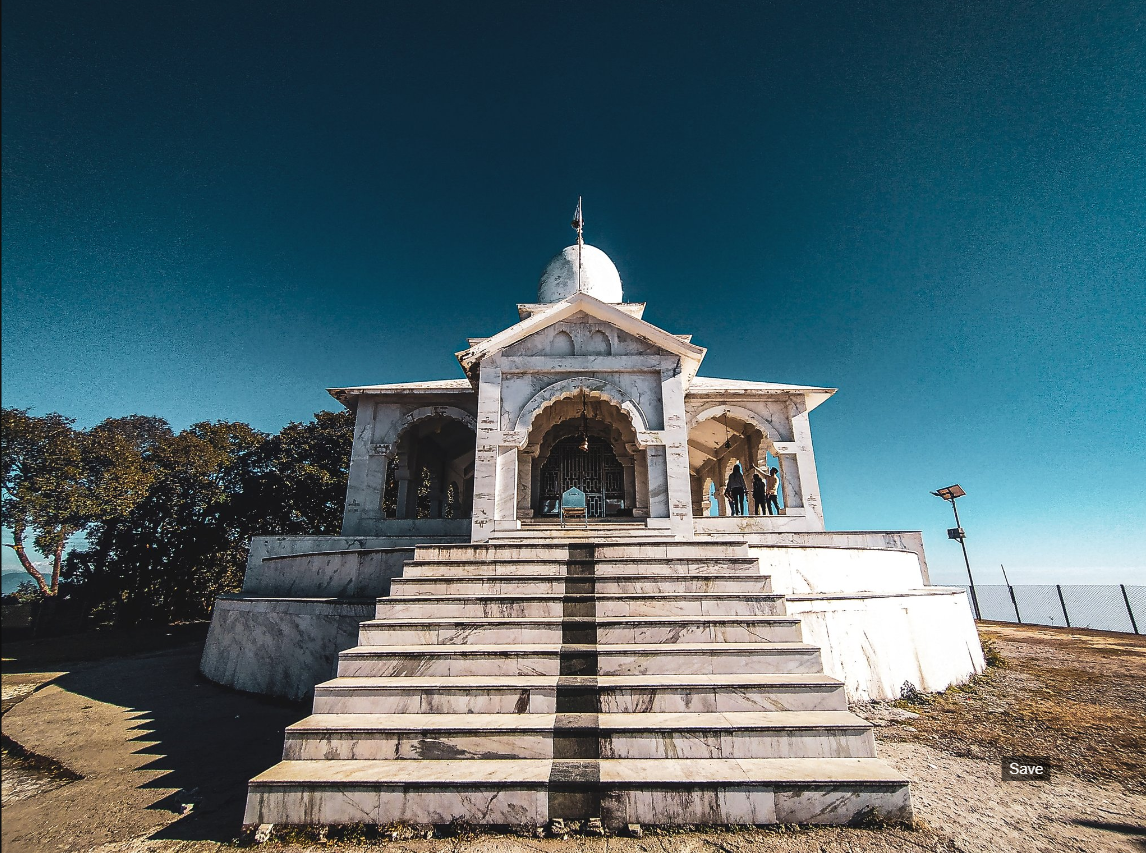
[{"x1": 200, "y1": 234, "x2": 1007, "y2": 829}]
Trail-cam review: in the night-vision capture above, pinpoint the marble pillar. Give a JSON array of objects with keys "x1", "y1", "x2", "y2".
[
  {"x1": 632, "y1": 448, "x2": 651, "y2": 518},
  {"x1": 790, "y1": 398, "x2": 825, "y2": 529},
  {"x1": 714, "y1": 454, "x2": 729, "y2": 516},
  {"x1": 516, "y1": 450, "x2": 535, "y2": 518},
  {"x1": 341, "y1": 402, "x2": 377, "y2": 534},
  {"x1": 690, "y1": 473, "x2": 705, "y2": 517},
  {"x1": 395, "y1": 458, "x2": 414, "y2": 519},
  {"x1": 495, "y1": 445, "x2": 518, "y2": 522},
  {"x1": 621, "y1": 456, "x2": 636, "y2": 515},
  {"x1": 470, "y1": 366, "x2": 502, "y2": 542},
  {"x1": 660, "y1": 368, "x2": 695, "y2": 537}
]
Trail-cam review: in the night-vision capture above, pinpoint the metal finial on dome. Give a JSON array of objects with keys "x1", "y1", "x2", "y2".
[
  {"x1": 571, "y1": 197, "x2": 584, "y2": 292},
  {"x1": 571, "y1": 196, "x2": 584, "y2": 246}
]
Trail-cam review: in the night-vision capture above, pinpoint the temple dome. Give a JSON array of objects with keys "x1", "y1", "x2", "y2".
[{"x1": 537, "y1": 244, "x2": 623, "y2": 303}]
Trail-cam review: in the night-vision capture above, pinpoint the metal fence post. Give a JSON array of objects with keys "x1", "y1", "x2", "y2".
[
  {"x1": 1056, "y1": 584, "x2": 1071, "y2": 628},
  {"x1": 1122, "y1": 584, "x2": 1140, "y2": 635},
  {"x1": 1000, "y1": 564, "x2": 1021, "y2": 623}
]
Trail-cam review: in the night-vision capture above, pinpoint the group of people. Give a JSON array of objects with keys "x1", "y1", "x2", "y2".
[{"x1": 724, "y1": 463, "x2": 780, "y2": 516}]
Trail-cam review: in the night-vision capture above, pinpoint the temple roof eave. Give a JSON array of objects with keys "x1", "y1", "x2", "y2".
[
  {"x1": 327, "y1": 379, "x2": 475, "y2": 408},
  {"x1": 687, "y1": 377, "x2": 837, "y2": 412}
]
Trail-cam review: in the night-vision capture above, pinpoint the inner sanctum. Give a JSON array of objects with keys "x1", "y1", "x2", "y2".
[
  {"x1": 522, "y1": 391, "x2": 646, "y2": 520},
  {"x1": 536, "y1": 435, "x2": 625, "y2": 517}
]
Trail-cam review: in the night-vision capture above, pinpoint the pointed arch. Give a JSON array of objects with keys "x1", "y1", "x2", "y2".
[
  {"x1": 380, "y1": 406, "x2": 477, "y2": 446},
  {"x1": 687, "y1": 404, "x2": 784, "y2": 445},
  {"x1": 513, "y1": 377, "x2": 650, "y2": 446}
]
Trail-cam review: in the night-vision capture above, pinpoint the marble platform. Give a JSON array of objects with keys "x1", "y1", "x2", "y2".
[{"x1": 245, "y1": 538, "x2": 912, "y2": 828}]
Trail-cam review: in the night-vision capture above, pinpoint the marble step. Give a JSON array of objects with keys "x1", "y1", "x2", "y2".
[
  {"x1": 390, "y1": 574, "x2": 772, "y2": 596},
  {"x1": 401, "y1": 556, "x2": 764, "y2": 577},
  {"x1": 414, "y1": 541, "x2": 751, "y2": 562},
  {"x1": 312, "y1": 673, "x2": 848, "y2": 715},
  {"x1": 336, "y1": 643, "x2": 824, "y2": 678},
  {"x1": 356, "y1": 616, "x2": 804, "y2": 646},
  {"x1": 244, "y1": 757, "x2": 912, "y2": 826},
  {"x1": 596, "y1": 642, "x2": 824, "y2": 675},
  {"x1": 314, "y1": 675, "x2": 560, "y2": 714},
  {"x1": 280, "y1": 711, "x2": 877, "y2": 761},
  {"x1": 376, "y1": 593, "x2": 787, "y2": 619},
  {"x1": 490, "y1": 528, "x2": 679, "y2": 543}
]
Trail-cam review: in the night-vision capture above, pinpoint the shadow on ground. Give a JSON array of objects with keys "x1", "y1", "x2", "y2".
[{"x1": 3, "y1": 635, "x2": 307, "y2": 846}]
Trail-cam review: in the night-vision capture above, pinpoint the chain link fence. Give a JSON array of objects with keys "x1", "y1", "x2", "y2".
[{"x1": 956, "y1": 583, "x2": 1143, "y2": 633}]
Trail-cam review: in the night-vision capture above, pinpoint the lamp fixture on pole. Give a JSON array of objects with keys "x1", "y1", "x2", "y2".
[{"x1": 931, "y1": 484, "x2": 980, "y2": 620}]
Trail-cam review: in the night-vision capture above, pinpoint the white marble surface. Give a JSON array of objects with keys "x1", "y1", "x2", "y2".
[
  {"x1": 244, "y1": 548, "x2": 413, "y2": 598},
  {"x1": 199, "y1": 596, "x2": 373, "y2": 701},
  {"x1": 747, "y1": 545, "x2": 926, "y2": 596},
  {"x1": 786, "y1": 588, "x2": 985, "y2": 701}
]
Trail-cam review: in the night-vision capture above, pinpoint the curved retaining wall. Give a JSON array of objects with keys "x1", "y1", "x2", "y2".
[
  {"x1": 200, "y1": 596, "x2": 373, "y2": 701},
  {"x1": 786, "y1": 588, "x2": 985, "y2": 701},
  {"x1": 243, "y1": 548, "x2": 414, "y2": 599}
]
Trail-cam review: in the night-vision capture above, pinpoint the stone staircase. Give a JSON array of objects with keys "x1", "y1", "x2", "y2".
[{"x1": 245, "y1": 539, "x2": 911, "y2": 828}]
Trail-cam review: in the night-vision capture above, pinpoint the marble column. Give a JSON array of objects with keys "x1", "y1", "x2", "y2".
[
  {"x1": 516, "y1": 449, "x2": 535, "y2": 519},
  {"x1": 632, "y1": 447, "x2": 651, "y2": 518},
  {"x1": 340, "y1": 402, "x2": 377, "y2": 535},
  {"x1": 775, "y1": 453, "x2": 799, "y2": 511},
  {"x1": 621, "y1": 456, "x2": 636, "y2": 515},
  {"x1": 371, "y1": 452, "x2": 392, "y2": 519},
  {"x1": 690, "y1": 473, "x2": 705, "y2": 517},
  {"x1": 714, "y1": 454, "x2": 729, "y2": 516},
  {"x1": 495, "y1": 445, "x2": 518, "y2": 523},
  {"x1": 660, "y1": 367, "x2": 695, "y2": 537},
  {"x1": 747, "y1": 433, "x2": 762, "y2": 475},
  {"x1": 395, "y1": 461, "x2": 413, "y2": 519},
  {"x1": 790, "y1": 396, "x2": 825, "y2": 529},
  {"x1": 470, "y1": 365, "x2": 502, "y2": 542}
]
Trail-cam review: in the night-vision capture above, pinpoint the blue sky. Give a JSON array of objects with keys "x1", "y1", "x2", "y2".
[{"x1": 2, "y1": 1, "x2": 1144, "y2": 586}]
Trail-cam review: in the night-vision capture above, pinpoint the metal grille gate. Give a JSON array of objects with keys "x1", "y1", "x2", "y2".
[{"x1": 539, "y1": 436, "x2": 625, "y2": 517}]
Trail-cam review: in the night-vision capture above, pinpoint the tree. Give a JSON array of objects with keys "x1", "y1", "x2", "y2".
[
  {"x1": 68, "y1": 420, "x2": 267, "y2": 626},
  {"x1": 1, "y1": 409, "x2": 87, "y2": 595},
  {"x1": 229, "y1": 409, "x2": 353, "y2": 535}
]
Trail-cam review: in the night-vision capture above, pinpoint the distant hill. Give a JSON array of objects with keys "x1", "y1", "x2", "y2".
[{"x1": 2, "y1": 572, "x2": 34, "y2": 595}]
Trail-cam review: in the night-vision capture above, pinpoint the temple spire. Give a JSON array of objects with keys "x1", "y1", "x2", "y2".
[{"x1": 571, "y1": 196, "x2": 584, "y2": 292}]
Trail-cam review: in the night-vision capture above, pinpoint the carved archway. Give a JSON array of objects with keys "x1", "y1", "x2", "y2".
[
  {"x1": 687, "y1": 404, "x2": 783, "y2": 444},
  {"x1": 687, "y1": 405, "x2": 782, "y2": 517},
  {"x1": 381, "y1": 405, "x2": 477, "y2": 446},
  {"x1": 513, "y1": 377, "x2": 650, "y2": 446},
  {"x1": 383, "y1": 409, "x2": 476, "y2": 519}
]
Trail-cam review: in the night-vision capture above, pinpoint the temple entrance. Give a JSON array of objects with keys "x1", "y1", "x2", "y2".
[{"x1": 537, "y1": 434, "x2": 627, "y2": 518}]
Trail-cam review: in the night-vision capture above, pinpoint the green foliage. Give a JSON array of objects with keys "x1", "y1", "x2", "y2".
[
  {"x1": 3, "y1": 406, "x2": 352, "y2": 626},
  {"x1": 981, "y1": 638, "x2": 1006, "y2": 668},
  {"x1": 1, "y1": 408, "x2": 88, "y2": 594},
  {"x1": 2, "y1": 580, "x2": 45, "y2": 603}
]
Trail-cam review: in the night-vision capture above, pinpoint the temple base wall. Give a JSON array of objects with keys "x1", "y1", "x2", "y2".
[
  {"x1": 787, "y1": 589, "x2": 985, "y2": 701},
  {"x1": 201, "y1": 530, "x2": 978, "y2": 704},
  {"x1": 200, "y1": 596, "x2": 373, "y2": 702}
]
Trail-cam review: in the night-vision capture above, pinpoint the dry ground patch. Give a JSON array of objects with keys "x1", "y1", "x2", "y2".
[{"x1": 877, "y1": 622, "x2": 1146, "y2": 793}]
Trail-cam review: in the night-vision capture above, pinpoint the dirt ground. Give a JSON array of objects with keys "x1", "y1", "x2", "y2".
[
  {"x1": 2, "y1": 623, "x2": 1144, "y2": 853},
  {"x1": 879, "y1": 622, "x2": 1146, "y2": 793}
]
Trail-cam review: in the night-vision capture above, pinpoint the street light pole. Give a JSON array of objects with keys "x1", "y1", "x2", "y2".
[{"x1": 932, "y1": 484, "x2": 981, "y2": 621}]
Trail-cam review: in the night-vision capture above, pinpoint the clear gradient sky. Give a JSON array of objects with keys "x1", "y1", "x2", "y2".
[{"x1": 2, "y1": 2, "x2": 1144, "y2": 586}]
